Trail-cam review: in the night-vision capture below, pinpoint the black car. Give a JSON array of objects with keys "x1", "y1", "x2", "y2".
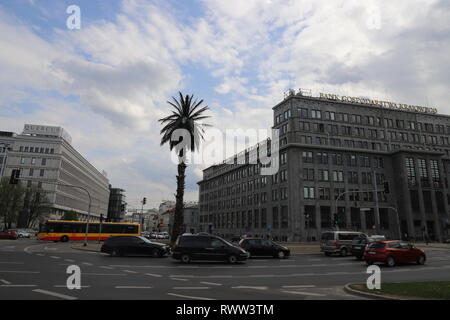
[
  {"x1": 172, "y1": 234, "x2": 248, "y2": 264},
  {"x1": 101, "y1": 236, "x2": 170, "y2": 257},
  {"x1": 239, "y1": 238, "x2": 290, "y2": 259}
]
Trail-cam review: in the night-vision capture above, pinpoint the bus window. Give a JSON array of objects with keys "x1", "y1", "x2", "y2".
[
  {"x1": 123, "y1": 225, "x2": 138, "y2": 234},
  {"x1": 88, "y1": 224, "x2": 99, "y2": 233}
]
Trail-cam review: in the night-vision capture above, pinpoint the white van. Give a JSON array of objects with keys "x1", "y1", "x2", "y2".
[{"x1": 320, "y1": 231, "x2": 367, "y2": 256}]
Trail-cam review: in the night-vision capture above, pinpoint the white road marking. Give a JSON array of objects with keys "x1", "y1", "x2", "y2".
[
  {"x1": 36, "y1": 254, "x2": 45, "y2": 257},
  {"x1": 0, "y1": 285, "x2": 37, "y2": 287},
  {"x1": 0, "y1": 279, "x2": 11, "y2": 285},
  {"x1": 282, "y1": 290, "x2": 326, "y2": 297},
  {"x1": 49, "y1": 256, "x2": 60, "y2": 259},
  {"x1": 83, "y1": 273, "x2": 127, "y2": 276},
  {"x1": 81, "y1": 262, "x2": 93, "y2": 266},
  {"x1": 65, "y1": 259, "x2": 75, "y2": 263},
  {"x1": 115, "y1": 286, "x2": 153, "y2": 289},
  {"x1": 200, "y1": 282, "x2": 222, "y2": 286},
  {"x1": 100, "y1": 266, "x2": 114, "y2": 270},
  {"x1": 173, "y1": 287, "x2": 210, "y2": 290},
  {"x1": 171, "y1": 278, "x2": 189, "y2": 281},
  {"x1": 54, "y1": 285, "x2": 90, "y2": 288},
  {"x1": 282, "y1": 285, "x2": 316, "y2": 288},
  {"x1": 0, "y1": 262, "x2": 24, "y2": 264},
  {"x1": 145, "y1": 273, "x2": 162, "y2": 278},
  {"x1": 123, "y1": 270, "x2": 137, "y2": 274},
  {"x1": 167, "y1": 293, "x2": 215, "y2": 300},
  {"x1": 232, "y1": 286, "x2": 268, "y2": 290},
  {"x1": 0, "y1": 271, "x2": 40, "y2": 274},
  {"x1": 33, "y1": 289, "x2": 78, "y2": 300}
]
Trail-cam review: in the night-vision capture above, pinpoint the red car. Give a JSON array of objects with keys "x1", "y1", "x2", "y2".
[
  {"x1": 0, "y1": 230, "x2": 18, "y2": 240},
  {"x1": 364, "y1": 240, "x2": 426, "y2": 267}
]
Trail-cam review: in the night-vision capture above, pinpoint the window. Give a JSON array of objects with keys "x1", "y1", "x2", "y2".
[
  {"x1": 29, "y1": 168, "x2": 34, "y2": 176},
  {"x1": 40, "y1": 169, "x2": 45, "y2": 177},
  {"x1": 431, "y1": 160, "x2": 440, "y2": 184},
  {"x1": 311, "y1": 110, "x2": 322, "y2": 119},
  {"x1": 303, "y1": 187, "x2": 315, "y2": 199},
  {"x1": 333, "y1": 171, "x2": 344, "y2": 182},
  {"x1": 302, "y1": 151, "x2": 313, "y2": 163},
  {"x1": 21, "y1": 157, "x2": 25, "y2": 164},
  {"x1": 31, "y1": 157, "x2": 36, "y2": 165},
  {"x1": 303, "y1": 168, "x2": 314, "y2": 181},
  {"x1": 41, "y1": 158, "x2": 47, "y2": 166},
  {"x1": 405, "y1": 157, "x2": 416, "y2": 185},
  {"x1": 319, "y1": 169, "x2": 329, "y2": 181},
  {"x1": 298, "y1": 108, "x2": 309, "y2": 118}
]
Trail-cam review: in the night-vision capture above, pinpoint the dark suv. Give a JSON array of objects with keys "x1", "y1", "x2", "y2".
[
  {"x1": 172, "y1": 234, "x2": 248, "y2": 263},
  {"x1": 239, "y1": 238, "x2": 290, "y2": 259},
  {"x1": 101, "y1": 236, "x2": 170, "y2": 257}
]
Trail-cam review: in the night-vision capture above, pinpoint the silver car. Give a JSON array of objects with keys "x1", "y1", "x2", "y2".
[{"x1": 320, "y1": 231, "x2": 367, "y2": 256}]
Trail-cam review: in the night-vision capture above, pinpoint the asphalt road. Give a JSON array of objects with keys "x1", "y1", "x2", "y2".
[{"x1": 1, "y1": 239, "x2": 450, "y2": 300}]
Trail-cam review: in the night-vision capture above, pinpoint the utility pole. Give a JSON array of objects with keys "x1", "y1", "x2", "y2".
[{"x1": 373, "y1": 171, "x2": 380, "y2": 235}]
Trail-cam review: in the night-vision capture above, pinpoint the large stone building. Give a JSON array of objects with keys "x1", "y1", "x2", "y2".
[
  {"x1": 198, "y1": 90, "x2": 450, "y2": 242},
  {"x1": 0, "y1": 124, "x2": 110, "y2": 222}
]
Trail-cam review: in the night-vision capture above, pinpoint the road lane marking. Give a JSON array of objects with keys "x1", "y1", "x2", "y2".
[
  {"x1": 33, "y1": 289, "x2": 78, "y2": 300},
  {"x1": 115, "y1": 286, "x2": 153, "y2": 289},
  {"x1": 0, "y1": 285, "x2": 37, "y2": 287},
  {"x1": 232, "y1": 286, "x2": 268, "y2": 290},
  {"x1": 282, "y1": 285, "x2": 316, "y2": 288},
  {"x1": 36, "y1": 254, "x2": 45, "y2": 257},
  {"x1": 65, "y1": 259, "x2": 75, "y2": 263},
  {"x1": 167, "y1": 293, "x2": 215, "y2": 300},
  {"x1": 171, "y1": 278, "x2": 189, "y2": 281},
  {"x1": 281, "y1": 290, "x2": 326, "y2": 297},
  {"x1": 0, "y1": 279, "x2": 11, "y2": 285},
  {"x1": 173, "y1": 287, "x2": 210, "y2": 290},
  {"x1": 145, "y1": 273, "x2": 162, "y2": 278},
  {"x1": 49, "y1": 256, "x2": 60, "y2": 259},
  {"x1": 200, "y1": 282, "x2": 222, "y2": 286},
  {"x1": 54, "y1": 285, "x2": 90, "y2": 288},
  {"x1": 123, "y1": 270, "x2": 138, "y2": 274},
  {"x1": 100, "y1": 266, "x2": 114, "y2": 270},
  {"x1": 0, "y1": 271, "x2": 40, "y2": 274},
  {"x1": 83, "y1": 273, "x2": 127, "y2": 276},
  {"x1": 81, "y1": 263, "x2": 93, "y2": 266},
  {"x1": 0, "y1": 262, "x2": 24, "y2": 264}
]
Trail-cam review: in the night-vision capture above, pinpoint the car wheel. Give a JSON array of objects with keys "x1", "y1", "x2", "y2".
[
  {"x1": 277, "y1": 251, "x2": 285, "y2": 259},
  {"x1": 60, "y1": 235, "x2": 69, "y2": 243},
  {"x1": 386, "y1": 256, "x2": 395, "y2": 267},
  {"x1": 151, "y1": 248, "x2": 161, "y2": 258},
  {"x1": 228, "y1": 255, "x2": 238, "y2": 264},
  {"x1": 340, "y1": 248, "x2": 348, "y2": 257},
  {"x1": 181, "y1": 254, "x2": 191, "y2": 264},
  {"x1": 417, "y1": 255, "x2": 426, "y2": 265}
]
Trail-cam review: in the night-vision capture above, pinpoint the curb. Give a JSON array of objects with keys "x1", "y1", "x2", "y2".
[{"x1": 344, "y1": 283, "x2": 399, "y2": 300}]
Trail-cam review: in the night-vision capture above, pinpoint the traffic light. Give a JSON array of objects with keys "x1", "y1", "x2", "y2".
[
  {"x1": 333, "y1": 213, "x2": 339, "y2": 226},
  {"x1": 9, "y1": 169, "x2": 20, "y2": 185},
  {"x1": 143, "y1": 197, "x2": 147, "y2": 205},
  {"x1": 383, "y1": 181, "x2": 390, "y2": 194}
]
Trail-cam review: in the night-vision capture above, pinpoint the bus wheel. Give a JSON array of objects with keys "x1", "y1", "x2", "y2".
[{"x1": 60, "y1": 236, "x2": 69, "y2": 243}]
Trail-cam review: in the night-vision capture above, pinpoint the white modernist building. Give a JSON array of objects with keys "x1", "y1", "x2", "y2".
[{"x1": 0, "y1": 124, "x2": 110, "y2": 222}]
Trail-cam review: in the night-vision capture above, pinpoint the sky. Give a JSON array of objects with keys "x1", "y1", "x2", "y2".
[{"x1": 0, "y1": 0, "x2": 449, "y2": 210}]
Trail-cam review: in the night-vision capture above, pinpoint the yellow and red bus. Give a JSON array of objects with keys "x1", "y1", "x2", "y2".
[{"x1": 37, "y1": 220, "x2": 141, "y2": 242}]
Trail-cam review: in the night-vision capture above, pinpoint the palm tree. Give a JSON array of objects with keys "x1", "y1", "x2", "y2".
[{"x1": 159, "y1": 92, "x2": 210, "y2": 244}]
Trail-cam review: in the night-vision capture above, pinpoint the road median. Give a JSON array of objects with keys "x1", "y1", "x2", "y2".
[{"x1": 344, "y1": 282, "x2": 450, "y2": 300}]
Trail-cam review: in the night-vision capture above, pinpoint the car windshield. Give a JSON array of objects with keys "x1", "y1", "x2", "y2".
[{"x1": 138, "y1": 236, "x2": 153, "y2": 243}]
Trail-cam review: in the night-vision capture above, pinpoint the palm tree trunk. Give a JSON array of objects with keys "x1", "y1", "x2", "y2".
[{"x1": 171, "y1": 162, "x2": 186, "y2": 245}]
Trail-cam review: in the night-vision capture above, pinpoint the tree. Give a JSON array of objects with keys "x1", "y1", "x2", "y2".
[
  {"x1": 21, "y1": 187, "x2": 51, "y2": 228},
  {"x1": 0, "y1": 178, "x2": 25, "y2": 229},
  {"x1": 62, "y1": 210, "x2": 79, "y2": 221},
  {"x1": 159, "y1": 92, "x2": 210, "y2": 244}
]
